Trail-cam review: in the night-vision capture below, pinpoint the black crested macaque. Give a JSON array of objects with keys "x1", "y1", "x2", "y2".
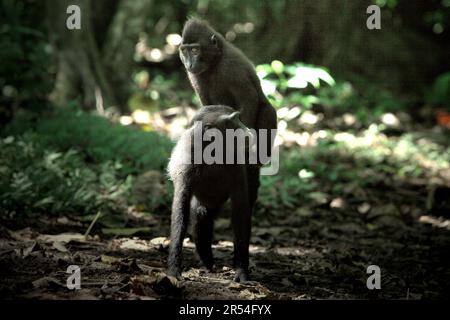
[
  {"x1": 179, "y1": 20, "x2": 277, "y2": 278},
  {"x1": 167, "y1": 105, "x2": 254, "y2": 282},
  {"x1": 179, "y1": 18, "x2": 277, "y2": 134}
]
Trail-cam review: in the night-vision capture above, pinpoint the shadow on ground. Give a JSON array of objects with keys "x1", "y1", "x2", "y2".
[{"x1": 1, "y1": 202, "x2": 449, "y2": 299}]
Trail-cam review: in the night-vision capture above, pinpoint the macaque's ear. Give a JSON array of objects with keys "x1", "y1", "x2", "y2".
[
  {"x1": 210, "y1": 34, "x2": 218, "y2": 47},
  {"x1": 217, "y1": 111, "x2": 240, "y2": 124},
  {"x1": 203, "y1": 123, "x2": 212, "y2": 131},
  {"x1": 228, "y1": 111, "x2": 241, "y2": 121}
]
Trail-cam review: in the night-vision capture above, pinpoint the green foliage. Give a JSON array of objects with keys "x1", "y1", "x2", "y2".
[
  {"x1": 374, "y1": 0, "x2": 398, "y2": 9},
  {"x1": 424, "y1": 1, "x2": 450, "y2": 33},
  {"x1": 318, "y1": 80, "x2": 406, "y2": 120},
  {"x1": 257, "y1": 61, "x2": 406, "y2": 124},
  {"x1": 257, "y1": 124, "x2": 450, "y2": 216},
  {"x1": 4, "y1": 108, "x2": 173, "y2": 176},
  {"x1": 0, "y1": 134, "x2": 132, "y2": 216},
  {"x1": 427, "y1": 72, "x2": 450, "y2": 110},
  {"x1": 0, "y1": 108, "x2": 174, "y2": 219},
  {"x1": 0, "y1": 0, "x2": 53, "y2": 117},
  {"x1": 257, "y1": 61, "x2": 335, "y2": 109},
  {"x1": 130, "y1": 71, "x2": 195, "y2": 111}
]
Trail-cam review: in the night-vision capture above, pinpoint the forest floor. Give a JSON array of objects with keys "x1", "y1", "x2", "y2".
[
  {"x1": 1, "y1": 200, "x2": 450, "y2": 300},
  {"x1": 2, "y1": 107, "x2": 450, "y2": 299}
]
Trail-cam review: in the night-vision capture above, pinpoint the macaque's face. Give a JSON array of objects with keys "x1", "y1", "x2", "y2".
[
  {"x1": 179, "y1": 44, "x2": 207, "y2": 74},
  {"x1": 179, "y1": 32, "x2": 220, "y2": 75}
]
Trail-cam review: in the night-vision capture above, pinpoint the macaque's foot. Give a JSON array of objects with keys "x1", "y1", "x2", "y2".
[
  {"x1": 167, "y1": 267, "x2": 182, "y2": 280},
  {"x1": 201, "y1": 257, "x2": 214, "y2": 272},
  {"x1": 201, "y1": 266, "x2": 215, "y2": 276},
  {"x1": 233, "y1": 268, "x2": 249, "y2": 282},
  {"x1": 205, "y1": 263, "x2": 215, "y2": 273}
]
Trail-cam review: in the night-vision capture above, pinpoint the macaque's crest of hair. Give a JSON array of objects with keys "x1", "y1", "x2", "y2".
[{"x1": 182, "y1": 18, "x2": 218, "y2": 43}]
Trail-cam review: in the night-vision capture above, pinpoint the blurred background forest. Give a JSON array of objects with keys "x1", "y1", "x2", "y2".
[{"x1": 1, "y1": 0, "x2": 450, "y2": 299}]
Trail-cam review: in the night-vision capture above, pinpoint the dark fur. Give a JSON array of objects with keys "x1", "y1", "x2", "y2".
[
  {"x1": 171, "y1": 19, "x2": 278, "y2": 282},
  {"x1": 179, "y1": 18, "x2": 277, "y2": 132},
  {"x1": 167, "y1": 106, "x2": 252, "y2": 282},
  {"x1": 179, "y1": 17, "x2": 277, "y2": 209}
]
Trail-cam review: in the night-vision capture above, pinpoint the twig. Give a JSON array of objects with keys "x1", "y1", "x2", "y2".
[{"x1": 84, "y1": 211, "x2": 102, "y2": 240}]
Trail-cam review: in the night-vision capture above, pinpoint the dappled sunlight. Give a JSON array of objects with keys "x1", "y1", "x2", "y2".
[
  {"x1": 166, "y1": 33, "x2": 182, "y2": 46},
  {"x1": 299, "y1": 111, "x2": 322, "y2": 125},
  {"x1": 117, "y1": 107, "x2": 196, "y2": 139},
  {"x1": 292, "y1": 121, "x2": 450, "y2": 177},
  {"x1": 132, "y1": 109, "x2": 152, "y2": 124},
  {"x1": 276, "y1": 120, "x2": 315, "y2": 147},
  {"x1": 136, "y1": 33, "x2": 182, "y2": 63},
  {"x1": 119, "y1": 115, "x2": 133, "y2": 126},
  {"x1": 277, "y1": 106, "x2": 301, "y2": 121},
  {"x1": 257, "y1": 61, "x2": 335, "y2": 103},
  {"x1": 419, "y1": 215, "x2": 450, "y2": 230},
  {"x1": 381, "y1": 113, "x2": 400, "y2": 127},
  {"x1": 233, "y1": 22, "x2": 255, "y2": 34},
  {"x1": 274, "y1": 247, "x2": 322, "y2": 258}
]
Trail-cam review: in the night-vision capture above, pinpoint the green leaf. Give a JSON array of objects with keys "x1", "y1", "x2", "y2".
[{"x1": 271, "y1": 60, "x2": 285, "y2": 74}]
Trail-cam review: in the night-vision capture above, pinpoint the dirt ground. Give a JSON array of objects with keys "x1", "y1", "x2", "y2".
[{"x1": 1, "y1": 200, "x2": 450, "y2": 300}]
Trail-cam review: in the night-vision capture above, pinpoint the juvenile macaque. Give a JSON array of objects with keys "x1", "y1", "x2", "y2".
[{"x1": 167, "y1": 105, "x2": 254, "y2": 282}]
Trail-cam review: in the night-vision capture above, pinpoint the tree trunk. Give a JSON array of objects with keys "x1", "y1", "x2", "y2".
[
  {"x1": 47, "y1": 0, "x2": 152, "y2": 113},
  {"x1": 103, "y1": 0, "x2": 154, "y2": 108}
]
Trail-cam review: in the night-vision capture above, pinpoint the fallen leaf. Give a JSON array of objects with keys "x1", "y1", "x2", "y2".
[
  {"x1": 150, "y1": 237, "x2": 169, "y2": 246},
  {"x1": 23, "y1": 241, "x2": 42, "y2": 257},
  {"x1": 8, "y1": 228, "x2": 37, "y2": 241},
  {"x1": 32, "y1": 277, "x2": 64, "y2": 290},
  {"x1": 436, "y1": 111, "x2": 450, "y2": 128},
  {"x1": 56, "y1": 217, "x2": 81, "y2": 226},
  {"x1": 100, "y1": 255, "x2": 142, "y2": 273},
  {"x1": 131, "y1": 272, "x2": 182, "y2": 297},
  {"x1": 357, "y1": 203, "x2": 371, "y2": 214},
  {"x1": 101, "y1": 255, "x2": 123, "y2": 264},
  {"x1": 37, "y1": 233, "x2": 85, "y2": 243},
  {"x1": 115, "y1": 238, "x2": 152, "y2": 251},
  {"x1": 52, "y1": 241, "x2": 68, "y2": 252}
]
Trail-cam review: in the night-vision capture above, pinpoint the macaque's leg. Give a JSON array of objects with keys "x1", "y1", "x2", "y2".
[
  {"x1": 247, "y1": 165, "x2": 260, "y2": 213},
  {"x1": 191, "y1": 197, "x2": 218, "y2": 270},
  {"x1": 256, "y1": 103, "x2": 277, "y2": 161},
  {"x1": 231, "y1": 166, "x2": 251, "y2": 282},
  {"x1": 167, "y1": 179, "x2": 192, "y2": 279}
]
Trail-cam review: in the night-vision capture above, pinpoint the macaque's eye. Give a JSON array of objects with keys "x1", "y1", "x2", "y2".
[{"x1": 191, "y1": 47, "x2": 200, "y2": 55}]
